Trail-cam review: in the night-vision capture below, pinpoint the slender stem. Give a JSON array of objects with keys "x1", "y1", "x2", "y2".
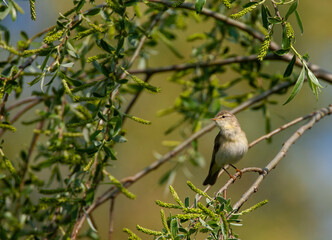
[
  {"x1": 19, "y1": 119, "x2": 45, "y2": 191},
  {"x1": 0, "y1": 92, "x2": 9, "y2": 121},
  {"x1": 128, "y1": 53, "x2": 332, "y2": 84},
  {"x1": 0, "y1": 99, "x2": 42, "y2": 137},
  {"x1": 233, "y1": 104, "x2": 332, "y2": 211},
  {"x1": 109, "y1": 198, "x2": 115, "y2": 240},
  {"x1": 249, "y1": 112, "x2": 314, "y2": 148},
  {"x1": 123, "y1": 74, "x2": 152, "y2": 122},
  {"x1": 6, "y1": 97, "x2": 43, "y2": 111},
  {"x1": 111, "y1": 12, "x2": 164, "y2": 101}
]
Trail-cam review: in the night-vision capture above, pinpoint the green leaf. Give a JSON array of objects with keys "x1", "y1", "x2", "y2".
[
  {"x1": 306, "y1": 68, "x2": 323, "y2": 88},
  {"x1": 113, "y1": 135, "x2": 127, "y2": 143},
  {"x1": 170, "y1": 218, "x2": 178, "y2": 238},
  {"x1": 195, "y1": 0, "x2": 206, "y2": 13},
  {"x1": 261, "y1": 5, "x2": 269, "y2": 29},
  {"x1": 84, "y1": 7, "x2": 100, "y2": 16},
  {"x1": 267, "y1": 17, "x2": 282, "y2": 24},
  {"x1": 28, "y1": 72, "x2": 44, "y2": 86},
  {"x1": 103, "y1": 146, "x2": 117, "y2": 160},
  {"x1": 281, "y1": 27, "x2": 291, "y2": 50},
  {"x1": 283, "y1": 66, "x2": 305, "y2": 105},
  {"x1": 98, "y1": 39, "x2": 115, "y2": 53},
  {"x1": 274, "y1": 48, "x2": 290, "y2": 56},
  {"x1": 295, "y1": 10, "x2": 304, "y2": 34},
  {"x1": 285, "y1": 1, "x2": 297, "y2": 20},
  {"x1": 75, "y1": 0, "x2": 85, "y2": 12},
  {"x1": 283, "y1": 54, "x2": 296, "y2": 78},
  {"x1": 185, "y1": 197, "x2": 189, "y2": 208},
  {"x1": 85, "y1": 188, "x2": 95, "y2": 205}
]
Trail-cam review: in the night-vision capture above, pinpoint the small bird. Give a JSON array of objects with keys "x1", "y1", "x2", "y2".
[{"x1": 203, "y1": 111, "x2": 248, "y2": 186}]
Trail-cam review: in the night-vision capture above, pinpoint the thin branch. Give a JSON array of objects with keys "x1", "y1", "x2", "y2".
[
  {"x1": 194, "y1": 167, "x2": 263, "y2": 204},
  {"x1": 0, "y1": 92, "x2": 9, "y2": 121},
  {"x1": 6, "y1": 96, "x2": 43, "y2": 111},
  {"x1": 123, "y1": 74, "x2": 152, "y2": 121},
  {"x1": 215, "y1": 168, "x2": 264, "y2": 198},
  {"x1": 0, "y1": 99, "x2": 42, "y2": 137},
  {"x1": 19, "y1": 119, "x2": 45, "y2": 191},
  {"x1": 112, "y1": 12, "x2": 164, "y2": 100},
  {"x1": 109, "y1": 198, "x2": 115, "y2": 240},
  {"x1": 10, "y1": 49, "x2": 44, "y2": 82},
  {"x1": 128, "y1": 52, "x2": 332, "y2": 84},
  {"x1": 233, "y1": 104, "x2": 332, "y2": 211},
  {"x1": 249, "y1": 112, "x2": 315, "y2": 148}
]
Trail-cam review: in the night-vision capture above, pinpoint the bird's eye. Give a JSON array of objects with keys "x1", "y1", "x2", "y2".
[{"x1": 221, "y1": 115, "x2": 226, "y2": 118}]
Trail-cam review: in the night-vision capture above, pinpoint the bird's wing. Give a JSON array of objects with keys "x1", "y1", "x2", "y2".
[
  {"x1": 203, "y1": 132, "x2": 222, "y2": 185},
  {"x1": 211, "y1": 131, "x2": 222, "y2": 167}
]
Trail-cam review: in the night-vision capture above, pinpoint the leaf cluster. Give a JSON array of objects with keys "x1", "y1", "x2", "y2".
[{"x1": 124, "y1": 181, "x2": 268, "y2": 239}]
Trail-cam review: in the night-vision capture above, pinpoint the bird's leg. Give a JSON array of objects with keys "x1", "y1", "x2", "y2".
[
  {"x1": 223, "y1": 167, "x2": 236, "y2": 180},
  {"x1": 230, "y1": 164, "x2": 242, "y2": 178}
]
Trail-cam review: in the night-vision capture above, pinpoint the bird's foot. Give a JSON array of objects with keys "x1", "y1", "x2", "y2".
[
  {"x1": 230, "y1": 164, "x2": 242, "y2": 178},
  {"x1": 230, "y1": 175, "x2": 237, "y2": 180},
  {"x1": 235, "y1": 168, "x2": 242, "y2": 178}
]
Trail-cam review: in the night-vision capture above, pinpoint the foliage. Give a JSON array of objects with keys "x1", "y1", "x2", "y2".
[
  {"x1": 0, "y1": 0, "x2": 327, "y2": 239},
  {"x1": 124, "y1": 181, "x2": 268, "y2": 239}
]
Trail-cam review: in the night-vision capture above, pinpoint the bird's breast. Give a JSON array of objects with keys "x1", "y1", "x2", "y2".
[{"x1": 215, "y1": 134, "x2": 248, "y2": 166}]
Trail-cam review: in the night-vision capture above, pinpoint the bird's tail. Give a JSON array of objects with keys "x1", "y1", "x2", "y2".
[{"x1": 203, "y1": 169, "x2": 219, "y2": 186}]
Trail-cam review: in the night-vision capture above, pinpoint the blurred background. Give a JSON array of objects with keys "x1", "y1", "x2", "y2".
[{"x1": 1, "y1": 0, "x2": 332, "y2": 239}]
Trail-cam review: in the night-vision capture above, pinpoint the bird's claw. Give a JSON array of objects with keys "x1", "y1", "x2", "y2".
[{"x1": 235, "y1": 168, "x2": 242, "y2": 178}]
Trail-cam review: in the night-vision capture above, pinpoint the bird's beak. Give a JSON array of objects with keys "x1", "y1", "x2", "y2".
[{"x1": 211, "y1": 117, "x2": 217, "y2": 121}]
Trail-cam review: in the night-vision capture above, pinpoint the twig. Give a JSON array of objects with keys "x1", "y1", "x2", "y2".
[
  {"x1": 232, "y1": 104, "x2": 332, "y2": 211},
  {"x1": 215, "y1": 168, "x2": 264, "y2": 197},
  {"x1": 194, "y1": 167, "x2": 263, "y2": 204},
  {"x1": 249, "y1": 112, "x2": 315, "y2": 148},
  {"x1": 109, "y1": 198, "x2": 115, "y2": 240},
  {"x1": 123, "y1": 74, "x2": 152, "y2": 120},
  {"x1": 128, "y1": 53, "x2": 332, "y2": 84},
  {"x1": 18, "y1": 119, "x2": 45, "y2": 208},
  {"x1": 0, "y1": 92, "x2": 9, "y2": 121},
  {"x1": 6, "y1": 97, "x2": 43, "y2": 111},
  {"x1": 0, "y1": 99, "x2": 42, "y2": 137},
  {"x1": 112, "y1": 12, "x2": 164, "y2": 100}
]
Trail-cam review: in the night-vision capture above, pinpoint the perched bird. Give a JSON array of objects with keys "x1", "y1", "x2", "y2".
[{"x1": 203, "y1": 111, "x2": 248, "y2": 186}]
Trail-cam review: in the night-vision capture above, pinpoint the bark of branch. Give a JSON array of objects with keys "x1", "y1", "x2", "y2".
[
  {"x1": 129, "y1": 53, "x2": 332, "y2": 84},
  {"x1": 233, "y1": 104, "x2": 332, "y2": 211},
  {"x1": 109, "y1": 198, "x2": 115, "y2": 240}
]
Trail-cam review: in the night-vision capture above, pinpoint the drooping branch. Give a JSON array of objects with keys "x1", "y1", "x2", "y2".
[{"x1": 233, "y1": 104, "x2": 332, "y2": 211}]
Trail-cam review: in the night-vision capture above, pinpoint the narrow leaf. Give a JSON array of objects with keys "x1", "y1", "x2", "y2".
[
  {"x1": 281, "y1": 27, "x2": 291, "y2": 50},
  {"x1": 283, "y1": 55, "x2": 296, "y2": 78},
  {"x1": 285, "y1": 1, "x2": 297, "y2": 20},
  {"x1": 295, "y1": 10, "x2": 303, "y2": 34},
  {"x1": 283, "y1": 66, "x2": 305, "y2": 105},
  {"x1": 274, "y1": 49, "x2": 290, "y2": 56},
  {"x1": 306, "y1": 68, "x2": 323, "y2": 88},
  {"x1": 195, "y1": 0, "x2": 206, "y2": 13},
  {"x1": 261, "y1": 5, "x2": 269, "y2": 30}
]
